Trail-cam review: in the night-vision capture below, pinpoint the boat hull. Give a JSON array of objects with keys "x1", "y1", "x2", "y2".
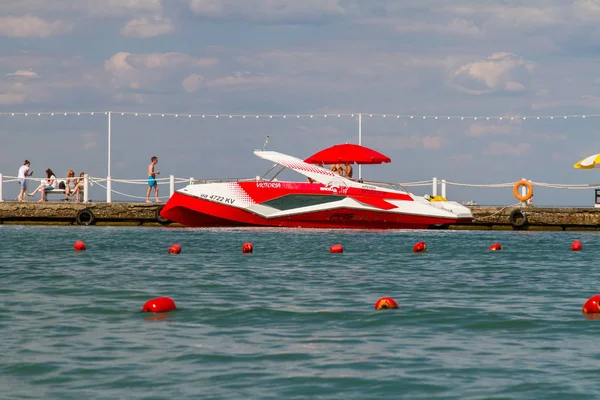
[{"x1": 160, "y1": 192, "x2": 469, "y2": 229}]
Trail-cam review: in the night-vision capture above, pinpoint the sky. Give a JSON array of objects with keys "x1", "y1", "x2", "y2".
[{"x1": 2, "y1": 0, "x2": 600, "y2": 205}]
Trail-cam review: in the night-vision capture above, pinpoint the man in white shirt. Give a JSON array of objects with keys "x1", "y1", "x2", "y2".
[{"x1": 17, "y1": 160, "x2": 33, "y2": 202}]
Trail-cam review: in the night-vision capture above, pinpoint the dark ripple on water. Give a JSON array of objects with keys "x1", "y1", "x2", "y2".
[{"x1": 2, "y1": 226, "x2": 600, "y2": 399}]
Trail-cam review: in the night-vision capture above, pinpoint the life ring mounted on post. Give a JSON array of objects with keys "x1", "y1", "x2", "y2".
[{"x1": 513, "y1": 179, "x2": 533, "y2": 202}]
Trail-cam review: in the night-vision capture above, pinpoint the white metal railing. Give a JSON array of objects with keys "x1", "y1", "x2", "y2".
[
  {"x1": 1, "y1": 174, "x2": 600, "y2": 204},
  {"x1": 0, "y1": 174, "x2": 191, "y2": 203}
]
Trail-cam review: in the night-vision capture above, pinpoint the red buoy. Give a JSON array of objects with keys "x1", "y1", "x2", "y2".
[
  {"x1": 74, "y1": 240, "x2": 86, "y2": 251},
  {"x1": 489, "y1": 243, "x2": 502, "y2": 251},
  {"x1": 413, "y1": 241, "x2": 427, "y2": 253},
  {"x1": 572, "y1": 240, "x2": 582, "y2": 251},
  {"x1": 582, "y1": 295, "x2": 600, "y2": 314},
  {"x1": 142, "y1": 297, "x2": 176, "y2": 313},
  {"x1": 329, "y1": 244, "x2": 343, "y2": 253},
  {"x1": 242, "y1": 242, "x2": 253, "y2": 253},
  {"x1": 374, "y1": 297, "x2": 399, "y2": 310},
  {"x1": 168, "y1": 244, "x2": 181, "y2": 254}
]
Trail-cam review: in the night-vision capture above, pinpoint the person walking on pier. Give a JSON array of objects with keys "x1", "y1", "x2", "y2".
[
  {"x1": 17, "y1": 160, "x2": 33, "y2": 202},
  {"x1": 146, "y1": 156, "x2": 161, "y2": 203}
]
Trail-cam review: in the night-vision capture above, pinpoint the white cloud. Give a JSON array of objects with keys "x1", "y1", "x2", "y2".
[
  {"x1": 182, "y1": 73, "x2": 203, "y2": 92},
  {"x1": 530, "y1": 94, "x2": 600, "y2": 111},
  {"x1": 367, "y1": 135, "x2": 443, "y2": 150},
  {"x1": 104, "y1": 52, "x2": 138, "y2": 88},
  {"x1": 482, "y1": 142, "x2": 531, "y2": 156},
  {"x1": 573, "y1": 0, "x2": 600, "y2": 21},
  {"x1": 0, "y1": 93, "x2": 26, "y2": 104},
  {"x1": 0, "y1": 0, "x2": 162, "y2": 15},
  {"x1": 188, "y1": 0, "x2": 345, "y2": 22},
  {"x1": 450, "y1": 52, "x2": 534, "y2": 95},
  {"x1": 0, "y1": 15, "x2": 73, "y2": 38},
  {"x1": 121, "y1": 16, "x2": 173, "y2": 38},
  {"x1": 531, "y1": 133, "x2": 568, "y2": 141},
  {"x1": 466, "y1": 124, "x2": 517, "y2": 137},
  {"x1": 103, "y1": 51, "x2": 218, "y2": 91},
  {"x1": 79, "y1": 132, "x2": 99, "y2": 150},
  {"x1": 235, "y1": 46, "x2": 450, "y2": 87},
  {"x1": 395, "y1": 18, "x2": 483, "y2": 37},
  {"x1": 447, "y1": 4, "x2": 562, "y2": 29},
  {"x1": 0, "y1": 82, "x2": 28, "y2": 104},
  {"x1": 449, "y1": 154, "x2": 473, "y2": 162},
  {"x1": 0, "y1": 54, "x2": 56, "y2": 70},
  {"x1": 106, "y1": 0, "x2": 162, "y2": 12},
  {"x1": 206, "y1": 72, "x2": 279, "y2": 88},
  {"x1": 6, "y1": 69, "x2": 39, "y2": 78},
  {"x1": 423, "y1": 136, "x2": 442, "y2": 149},
  {"x1": 126, "y1": 53, "x2": 218, "y2": 69},
  {"x1": 504, "y1": 81, "x2": 525, "y2": 92}
]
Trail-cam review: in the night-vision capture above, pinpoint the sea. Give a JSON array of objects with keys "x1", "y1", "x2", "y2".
[{"x1": 2, "y1": 225, "x2": 600, "y2": 400}]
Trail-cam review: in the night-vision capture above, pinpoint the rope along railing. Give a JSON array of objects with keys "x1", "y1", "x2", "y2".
[
  {"x1": 0, "y1": 174, "x2": 192, "y2": 202},
  {"x1": 444, "y1": 181, "x2": 515, "y2": 188},
  {"x1": 390, "y1": 180, "x2": 433, "y2": 187},
  {"x1": 91, "y1": 180, "x2": 171, "y2": 200}
]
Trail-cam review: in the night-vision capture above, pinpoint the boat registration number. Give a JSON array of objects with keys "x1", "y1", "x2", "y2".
[
  {"x1": 200, "y1": 193, "x2": 236, "y2": 204},
  {"x1": 329, "y1": 213, "x2": 354, "y2": 220}
]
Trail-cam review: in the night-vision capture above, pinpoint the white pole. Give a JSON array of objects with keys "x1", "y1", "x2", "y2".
[
  {"x1": 83, "y1": 174, "x2": 89, "y2": 203},
  {"x1": 190, "y1": 177, "x2": 194, "y2": 185},
  {"x1": 170, "y1": 175, "x2": 175, "y2": 197},
  {"x1": 441, "y1": 179, "x2": 446, "y2": 199},
  {"x1": 106, "y1": 177, "x2": 112, "y2": 203},
  {"x1": 106, "y1": 111, "x2": 112, "y2": 203},
  {"x1": 432, "y1": 177, "x2": 438, "y2": 196},
  {"x1": 0, "y1": 173, "x2": 3, "y2": 202},
  {"x1": 358, "y1": 113, "x2": 362, "y2": 180},
  {"x1": 520, "y1": 177, "x2": 526, "y2": 204}
]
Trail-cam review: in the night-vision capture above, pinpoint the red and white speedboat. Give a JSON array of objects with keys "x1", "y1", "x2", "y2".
[{"x1": 159, "y1": 150, "x2": 473, "y2": 229}]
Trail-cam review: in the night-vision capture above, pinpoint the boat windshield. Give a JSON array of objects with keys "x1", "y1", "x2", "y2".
[{"x1": 357, "y1": 179, "x2": 410, "y2": 193}]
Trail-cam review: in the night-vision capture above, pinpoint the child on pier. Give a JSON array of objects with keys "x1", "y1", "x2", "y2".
[{"x1": 17, "y1": 160, "x2": 33, "y2": 202}]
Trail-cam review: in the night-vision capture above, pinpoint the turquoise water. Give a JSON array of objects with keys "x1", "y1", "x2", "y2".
[{"x1": 2, "y1": 226, "x2": 600, "y2": 399}]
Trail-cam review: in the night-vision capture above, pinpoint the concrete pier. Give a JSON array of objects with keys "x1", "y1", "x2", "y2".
[
  {"x1": 448, "y1": 206, "x2": 600, "y2": 231},
  {"x1": 0, "y1": 202, "x2": 172, "y2": 226},
  {"x1": 2, "y1": 202, "x2": 600, "y2": 230}
]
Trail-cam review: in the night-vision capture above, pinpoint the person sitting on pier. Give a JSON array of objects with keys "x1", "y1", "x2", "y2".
[
  {"x1": 28, "y1": 169, "x2": 57, "y2": 202},
  {"x1": 64, "y1": 170, "x2": 76, "y2": 200},
  {"x1": 69, "y1": 172, "x2": 86, "y2": 203}
]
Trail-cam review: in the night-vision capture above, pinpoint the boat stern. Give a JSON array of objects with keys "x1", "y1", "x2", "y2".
[{"x1": 428, "y1": 200, "x2": 473, "y2": 221}]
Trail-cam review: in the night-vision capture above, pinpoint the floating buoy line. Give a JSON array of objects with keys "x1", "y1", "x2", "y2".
[{"x1": 68, "y1": 239, "x2": 596, "y2": 315}]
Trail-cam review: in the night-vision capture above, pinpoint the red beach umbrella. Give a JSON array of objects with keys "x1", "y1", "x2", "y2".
[{"x1": 304, "y1": 143, "x2": 392, "y2": 165}]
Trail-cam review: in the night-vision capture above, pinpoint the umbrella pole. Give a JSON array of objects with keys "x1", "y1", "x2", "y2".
[{"x1": 358, "y1": 113, "x2": 362, "y2": 180}]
